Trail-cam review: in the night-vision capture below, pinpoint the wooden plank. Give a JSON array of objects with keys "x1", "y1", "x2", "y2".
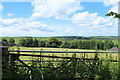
[
  {"x1": 9, "y1": 50, "x2": 119, "y2": 53},
  {"x1": 9, "y1": 53, "x2": 120, "y2": 62},
  {"x1": 21, "y1": 60, "x2": 67, "y2": 62},
  {"x1": 8, "y1": 53, "x2": 96, "y2": 60}
]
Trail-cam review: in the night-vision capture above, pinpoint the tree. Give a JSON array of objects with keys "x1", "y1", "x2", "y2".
[
  {"x1": 28, "y1": 38, "x2": 33, "y2": 47},
  {"x1": 69, "y1": 43, "x2": 76, "y2": 49},
  {"x1": 85, "y1": 41, "x2": 90, "y2": 49},
  {"x1": 105, "y1": 12, "x2": 120, "y2": 19},
  {"x1": 77, "y1": 40, "x2": 82, "y2": 49},
  {"x1": 69, "y1": 39, "x2": 79, "y2": 49},
  {"x1": 47, "y1": 37, "x2": 62, "y2": 48},
  {"x1": 8, "y1": 38, "x2": 15, "y2": 46},
  {"x1": 98, "y1": 41, "x2": 104, "y2": 50},
  {"x1": 81, "y1": 41, "x2": 86, "y2": 49},
  {"x1": 19, "y1": 38, "x2": 25, "y2": 46},
  {"x1": 51, "y1": 43, "x2": 57, "y2": 48},
  {"x1": 103, "y1": 40, "x2": 114, "y2": 50},
  {"x1": 19, "y1": 38, "x2": 33, "y2": 47},
  {"x1": 32, "y1": 38, "x2": 38, "y2": 47},
  {"x1": 45, "y1": 41, "x2": 50, "y2": 47},
  {"x1": 90, "y1": 40, "x2": 96, "y2": 50},
  {"x1": 60, "y1": 41, "x2": 70, "y2": 48},
  {"x1": 38, "y1": 41, "x2": 46, "y2": 47}
]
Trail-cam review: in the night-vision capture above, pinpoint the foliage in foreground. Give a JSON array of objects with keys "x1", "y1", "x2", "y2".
[
  {"x1": 105, "y1": 12, "x2": 120, "y2": 19},
  {"x1": 2, "y1": 53, "x2": 120, "y2": 80}
]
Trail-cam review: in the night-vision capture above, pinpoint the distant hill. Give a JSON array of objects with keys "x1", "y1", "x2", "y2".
[
  {"x1": 54, "y1": 36, "x2": 118, "y2": 41},
  {"x1": 1, "y1": 36, "x2": 118, "y2": 42}
]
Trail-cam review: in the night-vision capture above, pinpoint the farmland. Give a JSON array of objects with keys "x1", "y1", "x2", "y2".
[
  {"x1": 9, "y1": 46, "x2": 119, "y2": 63},
  {"x1": 2, "y1": 37, "x2": 120, "y2": 80}
]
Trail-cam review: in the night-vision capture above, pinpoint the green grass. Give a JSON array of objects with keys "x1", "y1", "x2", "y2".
[
  {"x1": 9, "y1": 46, "x2": 118, "y2": 61},
  {"x1": 3, "y1": 46, "x2": 120, "y2": 80}
]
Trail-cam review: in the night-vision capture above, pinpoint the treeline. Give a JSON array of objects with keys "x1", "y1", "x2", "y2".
[
  {"x1": 1, "y1": 37, "x2": 117, "y2": 50},
  {"x1": 19, "y1": 37, "x2": 62, "y2": 48},
  {"x1": 60, "y1": 39, "x2": 115, "y2": 50}
]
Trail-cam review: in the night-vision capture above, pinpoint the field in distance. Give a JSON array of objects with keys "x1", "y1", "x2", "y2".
[{"x1": 10, "y1": 46, "x2": 118, "y2": 61}]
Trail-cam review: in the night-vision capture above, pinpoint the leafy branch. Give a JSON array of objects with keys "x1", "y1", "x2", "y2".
[{"x1": 105, "y1": 11, "x2": 120, "y2": 19}]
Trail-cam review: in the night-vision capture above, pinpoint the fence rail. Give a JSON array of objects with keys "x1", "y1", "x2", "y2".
[
  {"x1": 8, "y1": 50, "x2": 120, "y2": 62},
  {"x1": 9, "y1": 50, "x2": 119, "y2": 53},
  {"x1": 9, "y1": 53, "x2": 95, "y2": 60}
]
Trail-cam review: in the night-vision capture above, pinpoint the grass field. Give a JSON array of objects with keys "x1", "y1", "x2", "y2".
[{"x1": 9, "y1": 46, "x2": 119, "y2": 62}]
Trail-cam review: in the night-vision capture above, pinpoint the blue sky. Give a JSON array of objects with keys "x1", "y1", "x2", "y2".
[
  {"x1": 2, "y1": 2, "x2": 33, "y2": 18},
  {"x1": 0, "y1": 0, "x2": 118, "y2": 37},
  {"x1": 2, "y1": 2, "x2": 111, "y2": 18}
]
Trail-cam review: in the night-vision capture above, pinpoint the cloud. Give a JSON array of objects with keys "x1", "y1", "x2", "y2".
[
  {"x1": 7, "y1": 13, "x2": 15, "y2": 17},
  {"x1": 1, "y1": 1, "x2": 118, "y2": 37},
  {"x1": 0, "y1": 16, "x2": 77, "y2": 37},
  {"x1": 103, "y1": 0, "x2": 119, "y2": 13},
  {"x1": 2, "y1": 0, "x2": 32, "y2": 2},
  {"x1": 31, "y1": 0, "x2": 83, "y2": 19},
  {"x1": 71, "y1": 11, "x2": 117, "y2": 27},
  {"x1": 0, "y1": 17, "x2": 54, "y2": 32},
  {"x1": 0, "y1": 17, "x2": 65, "y2": 36},
  {"x1": 0, "y1": 18, "x2": 24, "y2": 27},
  {"x1": 71, "y1": 11, "x2": 118, "y2": 36},
  {"x1": 103, "y1": 0, "x2": 119, "y2": 6},
  {"x1": 0, "y1": 4, "x2": 3, "y2": 11},
  {"x1": 71, "y1": 12, "x2": 97, "y2": 25},
  {"x1": 19, "y1": 21, "x2": 55, "y2": 32},
  {"x1": 0, "y1": 13, "x2": 118, "y2": 37}
]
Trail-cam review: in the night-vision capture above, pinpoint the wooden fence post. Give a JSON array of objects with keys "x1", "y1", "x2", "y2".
[
  {"x1": 0, "y1": 46, "x2": 6, "y2": 79},
  {"x1": 1, "y1": 46, "x2": 9, "y2": 64},
  {"x1": 1, "y1": 46, "x2": 9, "y2": 71},
  {"x1": 84, "y1": 53, "x2": 86, "y2": 58}
]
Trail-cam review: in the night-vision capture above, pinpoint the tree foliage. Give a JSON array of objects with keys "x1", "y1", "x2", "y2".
[
  {"x1": 38, "y1": 41, "x2": 46, "y2": 47},
  {"x1": 32, "y1": 38, "x2": 38, "y2": 47},
  {"x1": 105, "y1": 11, "x2": 120, "y2": 19},
  {"x1": 19, "y1": 38, "x2": 34, "y2": 47},
  {"x1": 8, "y1": 37, "x2": 116, "y2": 50},
  {"x1": 47, "y1": 37, "x2": 62, "y2": 48},
  {"x1": 8, "y1": 38, "x2": 15, "y2": 46},
  {"x1": 60, "y1": 41, "x2": 70, "y2": 48}
]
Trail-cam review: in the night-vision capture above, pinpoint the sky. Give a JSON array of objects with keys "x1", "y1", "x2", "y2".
[{"x1": 0, "y1": 0, "x2": 119, "y2": 37}]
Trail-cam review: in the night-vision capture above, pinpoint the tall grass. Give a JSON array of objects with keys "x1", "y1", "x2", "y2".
[{"x1": 2, "y1": 52, "x2": 120, "y2": 80}]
